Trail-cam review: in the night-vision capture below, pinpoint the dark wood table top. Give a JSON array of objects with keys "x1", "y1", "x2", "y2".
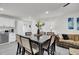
[{"x1": 17, "y1": 34, "x2": 51, "y2": 44}]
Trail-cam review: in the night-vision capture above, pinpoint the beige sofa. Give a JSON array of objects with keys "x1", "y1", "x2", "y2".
[{"x1": 57, "y1": 34, "x2": 79, "y2": 49}]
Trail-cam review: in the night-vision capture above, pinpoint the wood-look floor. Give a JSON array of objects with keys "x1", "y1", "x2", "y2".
[{"x1": 0, "y1": 42, "x2": 69, "y2": 55}]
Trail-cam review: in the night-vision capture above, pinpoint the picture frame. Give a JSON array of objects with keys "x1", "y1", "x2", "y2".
[
  {"x1": 68, "y1": 18, "x2": 74, "y2": 29},
  {"x1": 77, "y1": 17, "x2": 79, "y2": 30}
]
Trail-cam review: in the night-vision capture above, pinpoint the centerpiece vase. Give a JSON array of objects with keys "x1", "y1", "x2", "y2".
[{"x1": 37, "y1": 28, "x2": 40, "y2": 34}]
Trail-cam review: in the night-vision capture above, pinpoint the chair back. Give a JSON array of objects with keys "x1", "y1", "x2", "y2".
[
  {"x1": 25, "y1": 32, "x2": 32, "y2": 36},
  {"x1": 54, "y1": 35, "x2": 60, "y2": 43},
  {"x1": 47, "y1": 32, "x2": 54, "y2": 36},
  {"x1": 40, "y1": 32, "x2": 46, "y2": 35},
  {"x1": 16, "y1": 34, "x2": 22, "y2": 45},
  {"x1": 50, "y1": 35, "x2": 55, "y2": 46},
  {"x1": 21, "y1": 36, "x2": 32, "y2": 53},
  {"x1": 21, "y1": 36, "x2": 39, "y2": 54},
  {"x1": 42, "y1": 36, "x2": 52, "y2": 49}
]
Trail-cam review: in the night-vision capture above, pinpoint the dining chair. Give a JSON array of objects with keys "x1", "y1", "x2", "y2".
[
  {"x1": 21, "y1": 36, "x2": 39, "y2": 55},
  {"x1": 40, "y1": 32, "x2": 46, "y2": 35},
  {"x1": 47, "y1": 32, "x2": 54, "y2": 36},
  {"x1": 16, "y1": 34, "x2": 22, "y2": 55},
  {"x1": 50, "y1": 35, "x2": 60, "y2": 55},
  {"x1": 42, "y1": 36, "x2": 52, "y2": 55},
  {"x1": 25, "y1": 32, "x2": 32, "y2": 36},
  {"x1": 50, "y1": 35, "x2": 56, "y2": 55}
]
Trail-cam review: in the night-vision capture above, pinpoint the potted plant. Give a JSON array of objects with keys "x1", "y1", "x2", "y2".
[{"x1": 36, "y1": 20, "x2": 45, "y2": 34}]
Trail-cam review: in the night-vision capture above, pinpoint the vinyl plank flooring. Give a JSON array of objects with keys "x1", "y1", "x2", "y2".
[{"x1": 0, "y1": 42, "x2": 69, "y2": 55}]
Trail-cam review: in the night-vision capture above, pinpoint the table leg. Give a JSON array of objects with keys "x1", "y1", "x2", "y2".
[
  {"x1": 39, "y1": 44, "x2": 43, "y2": 55},
  {"x1": 16, "y1": 43, "x2": 21, "y2": 55},
  {"x1": 16, "y1": 43, "x2": 19, "y2": 55}
]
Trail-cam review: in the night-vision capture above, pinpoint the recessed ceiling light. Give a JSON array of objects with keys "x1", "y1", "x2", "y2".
[
  {"x1": 0, "y1": 8, "x2": 4, "y2": 11},
  {"x1": 45, "y1": 11, "x2": 49, "y2": 14}
]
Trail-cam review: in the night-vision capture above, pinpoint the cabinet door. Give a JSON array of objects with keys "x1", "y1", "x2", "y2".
[
  {"x1": 9, "y1": 33, "x2": 16, "y2": 42},
  {"x1": 0, "y1": 33, "x2": 9, "y2": 44}
]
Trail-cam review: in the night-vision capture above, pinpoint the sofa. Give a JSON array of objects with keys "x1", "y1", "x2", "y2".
[{"x1": 57, "y1": 34, "x2": 79, "y2": 49}]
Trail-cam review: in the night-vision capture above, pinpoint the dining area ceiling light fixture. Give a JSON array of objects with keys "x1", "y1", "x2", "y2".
[
  {"x1": 45, "y1": 11, "x2": 49, "y2": 14},
  {"x1": 0, "y1": 8, "x2": 4, "y2": 11}
]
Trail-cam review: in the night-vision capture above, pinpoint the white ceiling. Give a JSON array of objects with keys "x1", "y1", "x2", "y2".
[{"x1": 0, "y1": 3, "x2": 65, "y2": 19}]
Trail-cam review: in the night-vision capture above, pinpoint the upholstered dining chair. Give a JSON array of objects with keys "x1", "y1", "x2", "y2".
[
  {"x1": 50, "y1": 35, "x2": 60, "y2": 55},
  {"x1": 50, "y1": 35, "x2": 56, "y2": 55},
  {"x1": 16, "y1": 34, "x2": 22, "y2": 55},
  {"x1": 42, "y1": 34, "x2": 57, "y2": 55},
  {"x1": 42, "y1": 32, "x2": 56, "y2": 55},
  {"x1": 40, "y1": 32, "x2": 46, "y2": 35},
  {"x1": 21, "y1": 36, "x2": 39, "y2": 55},
  {"x1": 47, "y1": 32, "x2": 54, "y2": 36},
  {"x1": 42, "y1": 36, "x2": 52, "y2": 55},
  {"x1": 25, "y1": 32, "x2": 32, "y2": 36}
]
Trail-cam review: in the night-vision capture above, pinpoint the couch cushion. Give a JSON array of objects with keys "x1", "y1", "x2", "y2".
[
  {"x1": 68, "y1": 35, "x2": 74, "y2": 40},
  {"x1": 74, "y1": 35, "x2": 79, "y2": 41},
  {"x1": 59, "y1": 39, "x2": 74, "y2": 44},
  {"x1": 73, "y1": 41, "x2": 79, "y2": 46},
  {"x1": 68, "y1": 35, "x2": 72, "y2": 39},
  {"x1": 59, "y1": 39, "x2": 79, "y2": 47}
]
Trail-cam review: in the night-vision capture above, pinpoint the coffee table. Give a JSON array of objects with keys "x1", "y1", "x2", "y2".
[{"x1": 69, "y1": 48, "x2": 79, "y2": 55}]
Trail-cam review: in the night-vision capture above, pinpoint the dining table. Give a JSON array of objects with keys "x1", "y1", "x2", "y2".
[{"x1": 17, "y1": 34, "x2": 51, "y2": 55}]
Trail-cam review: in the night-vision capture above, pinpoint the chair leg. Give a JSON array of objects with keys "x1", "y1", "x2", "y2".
[
  {"x1": 19, "y1": 46, "x2": 21, "y2": 54},
  {"x1": 16, "y1": 43, "x2": 20, "y2": 55},
  {"x1": 51, "y1": 46, "x2": 53, "y2": 55},
  {"x1": 47, "y1": 48, "x2": 50, "y2": 55},
  {"x1": 22, "y1": 47, "x2": 25, "y2": 55},
  {"x1": 48, "y1": 50, "x2": 50, "y2": 55},
  {"x1": 51, "y1": 45, "x2": 55, "y2": 55},
  {"x1": 54, "y1": 43, "x2": 55, "y2": 52},
  {"x1": 42, "y1": 49, "x2": 44, "y2": 55}
]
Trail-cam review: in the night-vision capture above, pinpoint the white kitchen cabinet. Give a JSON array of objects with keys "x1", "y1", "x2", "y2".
[
  {"x1": 9, "y1": 33, "x2": 16, "y2": 42},
  {"x1": 0, "y1": 17, "x2": 15, "y2": 27}
]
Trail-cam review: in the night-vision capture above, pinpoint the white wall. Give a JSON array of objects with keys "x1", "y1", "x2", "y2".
[
  {"x1": 16, "y1": 4, "x2": 79, "y2": 35},
  {"x1": 41, "y1": 21, "x2": 56, "y2": 32},
  {"x1": 16, "y1": 20, "x2": 33, "y2": 35},
  {"x1": 55, "y1": 12, "x2": 79, "y2": 34},
  {"x1": 54, "y1": 4, "x2": 79, "y2": 34},
  {"x1": 16, "y1": 19, "x2": 56, "y2": 35}
]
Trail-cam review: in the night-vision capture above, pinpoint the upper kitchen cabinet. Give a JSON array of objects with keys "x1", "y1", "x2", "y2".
[{"x1": 0, "y1": 17, "x2": 15, "y2": 28}]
